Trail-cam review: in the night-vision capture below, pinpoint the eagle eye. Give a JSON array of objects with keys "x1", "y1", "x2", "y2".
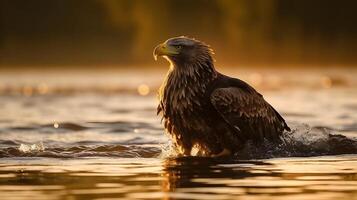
[{"x1": 175, "y1": 45, "x2": 182, "y2": 49}]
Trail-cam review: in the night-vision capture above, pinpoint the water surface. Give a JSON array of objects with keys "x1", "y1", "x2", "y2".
[{"x1": 0, "y1": 68, "x2": 356, "y2": 199}]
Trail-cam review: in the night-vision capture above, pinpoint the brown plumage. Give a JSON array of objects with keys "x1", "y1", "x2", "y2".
[{"x1": 154, "y1": 36, "x2": 290, "y2": 157}]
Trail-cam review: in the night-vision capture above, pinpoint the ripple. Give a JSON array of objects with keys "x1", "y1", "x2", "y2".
[
  {"x1": 235, "y1": 126, "x2": 357, "y2": 159},
  {"x1": 1, "y1": 124, "x2": 357, "y2": 159},
  {"x1": 43, "y1": 122, "x2": 88, "y2": 131},
  {"x1": 341, "y1": 123, "x2": 357, "y2": 131},
  {"x1": 0, "y1": 140, "x2": 20, "y2": 146},
  {"x1": 283, "y1": 112, "x2": 316, "y2": 118},
  {"x1": 0, "y1": 144, "x2": 162, "y2": 158},
  {"x1": 9, "y1": 122, "x2": 89, "y2": 132},
  {"x1": 343, "y1": 103, "x2": 357, "y2": 109},
  {"x1": 4, "y1": 120, "x2": 161, "y2": 136}
]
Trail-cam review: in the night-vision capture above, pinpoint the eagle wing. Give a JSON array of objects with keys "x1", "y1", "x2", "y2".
[{"x1": 210, "y1": 87, "x2": 289, "y2": 142}]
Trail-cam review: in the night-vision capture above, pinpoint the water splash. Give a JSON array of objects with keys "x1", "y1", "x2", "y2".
[
  {"x1": 18, "y1": 142, "x2": 45, "y2": 153},
  {"x1": 1, "y1": 144, "x2": 161, "y2": 158},
  {"x1": 0, "y1": 124, "x2": 356, "y2": 159},
  {"x1": 235, "y1": 124, "x2": 357, "y2": 159},
  {"x1": 158, "y1": 140, "x2": 178, "y2": 158}
]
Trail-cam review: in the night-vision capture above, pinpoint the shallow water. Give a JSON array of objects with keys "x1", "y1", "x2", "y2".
[{"x1": 0, "y1": 67, "x2": 356, "y2": 199}]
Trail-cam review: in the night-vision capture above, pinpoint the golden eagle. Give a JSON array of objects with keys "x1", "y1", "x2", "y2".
[{"x1": 154, "y1": 36, "x2": 290, "y2": 157}]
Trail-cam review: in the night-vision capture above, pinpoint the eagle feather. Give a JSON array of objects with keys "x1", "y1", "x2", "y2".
[{"x1": 155, "y1": 36, "x2": 290, "y2": 156}]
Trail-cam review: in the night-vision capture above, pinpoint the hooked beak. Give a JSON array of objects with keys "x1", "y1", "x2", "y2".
[{"x1": 153, "y1": 43, "x2": 179, "y2": 61}]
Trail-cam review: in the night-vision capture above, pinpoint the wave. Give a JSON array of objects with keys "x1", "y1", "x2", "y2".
[
  {"x1": 236, "y1": 124, "x2": 357, "y2": 159},
  {"x1": 0, "y1": 143, "x2": 162, "y2": 158},
  {"x1": 0, "y1": 124, "x2": 356, "y2": 159}
]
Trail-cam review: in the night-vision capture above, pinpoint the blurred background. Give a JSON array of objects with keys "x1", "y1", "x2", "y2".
[
  {"x1": 1, "y1": 0, "x2": 357, "y2": 68},
  {"x1": 1, "y1": 3, "x2": 357, "y2": 199}
]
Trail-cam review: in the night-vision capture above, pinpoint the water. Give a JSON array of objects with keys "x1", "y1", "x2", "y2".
[{"x1": 0, "y1": 67, "x2": 356, "y2": 199}]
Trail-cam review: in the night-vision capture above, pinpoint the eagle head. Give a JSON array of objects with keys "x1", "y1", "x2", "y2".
[{"x1": 153, "y1": 36, "x2": 214, "y2": 67}]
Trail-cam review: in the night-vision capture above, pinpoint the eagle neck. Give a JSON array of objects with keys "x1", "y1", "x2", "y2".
[{"x1": 159, "y1": 59, "x2": 217, "y2": 117}]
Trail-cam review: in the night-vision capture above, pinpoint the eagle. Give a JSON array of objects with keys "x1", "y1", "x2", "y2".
[{"x1": 153, "y1": 36, "x2": 290, "y2": 157}]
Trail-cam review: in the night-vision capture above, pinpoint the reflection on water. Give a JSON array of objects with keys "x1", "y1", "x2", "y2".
[
  {"x1": 0, "y1": 68, "x2": 356, "y2": 199},
  {"x1": 0, "y1": 156, "x2": 357, "y2": 200},
  {"x1": 163, "y1": 156, "x2": 357, "y2": 200}
]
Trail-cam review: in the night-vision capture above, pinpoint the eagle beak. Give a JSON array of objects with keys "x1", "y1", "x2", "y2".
[{"x1": 153, "y1": 43, "x2": 179, "y2": 61}]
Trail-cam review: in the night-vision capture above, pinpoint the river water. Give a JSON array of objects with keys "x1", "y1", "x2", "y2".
[{"x1": 0, "y1": 67, "x2": 356, "y2": 199}]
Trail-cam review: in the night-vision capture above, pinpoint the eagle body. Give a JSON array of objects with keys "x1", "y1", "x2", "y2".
[{"x1": 154, "y1": 37, "x2": 290, "y2": 156}]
